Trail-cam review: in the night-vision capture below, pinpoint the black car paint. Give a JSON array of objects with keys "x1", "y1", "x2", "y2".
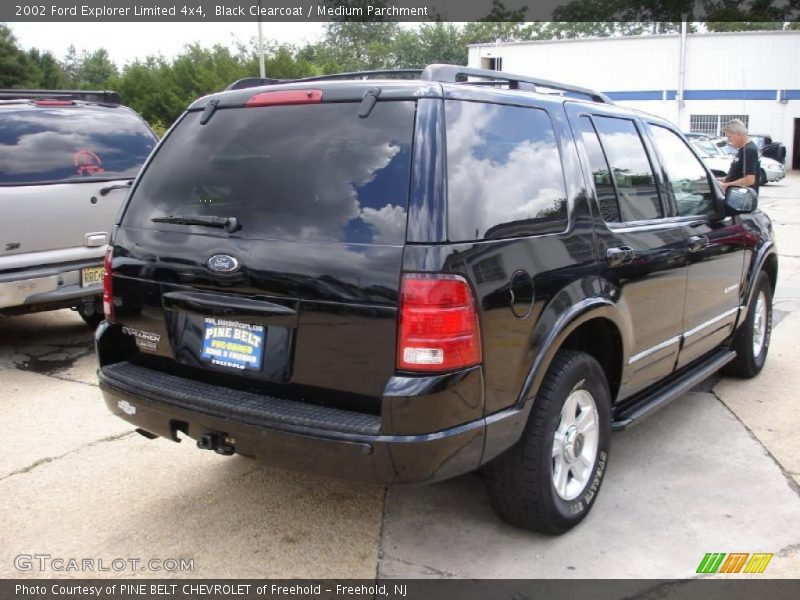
[{"x1": 97, "y1": 79, "x2": 776, "y2": 485}]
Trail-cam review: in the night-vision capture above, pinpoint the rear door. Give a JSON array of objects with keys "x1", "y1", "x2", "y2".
[
  {"x1": 644, "y1": 122, "x2": 745, "y2": 368},
  {"x1": 113, "y1": 98, "x2": 416, "y2": 406},
  {"x1": 567, "y1": 104, "x2": 689, "y2": 397},
  {"x1": 0, "y1": 105, "x2": 156, "y2": 258}
]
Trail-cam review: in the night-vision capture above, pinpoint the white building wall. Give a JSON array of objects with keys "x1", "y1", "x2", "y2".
[{"x1": 468, "y1": 32, "x2": 800, "y2": 169}]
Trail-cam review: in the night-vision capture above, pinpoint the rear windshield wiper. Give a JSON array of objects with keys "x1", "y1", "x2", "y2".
[{"x1": 151, "y1": 215, "x2": 240, "y2": 233}]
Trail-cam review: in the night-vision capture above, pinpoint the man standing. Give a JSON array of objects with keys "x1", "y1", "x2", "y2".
[{"x1": 718, "y1": 119, "x2": 760, "y2": 195}]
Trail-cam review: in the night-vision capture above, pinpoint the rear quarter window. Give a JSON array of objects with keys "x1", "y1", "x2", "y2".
[
  {"x1": 445, "y1": 101, "x2": 568, "y2": 241},
  {"x1": 0, "y1": 106, "x2": 156, "y2": 185}
]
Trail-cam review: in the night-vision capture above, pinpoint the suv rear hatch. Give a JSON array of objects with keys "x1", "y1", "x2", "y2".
[{"x1": 112, "y1": 92, "x2": 416, "y2": 413}]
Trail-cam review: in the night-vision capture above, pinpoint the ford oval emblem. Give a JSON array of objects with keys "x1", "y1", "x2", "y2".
[{"x1": 207, "y1": 254, "x2": 240, "y2": 273}]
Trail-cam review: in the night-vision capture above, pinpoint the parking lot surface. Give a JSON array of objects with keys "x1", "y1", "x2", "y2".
[{"x1": 2, "y1": 175, "x2": 799, "y2": 579}]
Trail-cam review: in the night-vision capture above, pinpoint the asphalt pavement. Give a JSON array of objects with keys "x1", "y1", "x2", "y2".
[{"x1": 2, "y1": 174, "x2": 799, "y2": 580}]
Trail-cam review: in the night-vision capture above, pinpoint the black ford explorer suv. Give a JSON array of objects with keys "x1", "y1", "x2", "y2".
[{"x1": 96, "y1": 65, "x2": 777, "y2": 534}]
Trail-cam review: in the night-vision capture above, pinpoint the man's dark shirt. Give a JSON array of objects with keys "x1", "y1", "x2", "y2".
[{"x1": 725, "y1": 140, "x2": 760, "y2": 195}]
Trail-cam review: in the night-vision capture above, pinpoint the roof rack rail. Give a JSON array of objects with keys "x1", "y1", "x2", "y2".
[
  {"x1": 226, "y1": 70, "x2": 423, "y2": 90},
  {"x1": 287, "y1": 69, "x2": 424, "y2": 83},
  {"x1": 0, "y1": 89, "x2": 121, "y2": 104},
  {"x1": 223, "y1": 65, "x2": 610, "y2": 104},
  {"x1": 226, "y1": 77, "x2": 285, "y2": 91},
  {"x1": 420, "y1": 64, "x2": 612, "y2": 104}
]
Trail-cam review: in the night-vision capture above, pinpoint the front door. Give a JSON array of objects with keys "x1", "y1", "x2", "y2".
[
  {"x1": 644, "y1": 122, "x2": 745, "y2": 368},
  {"x1": 567, "y1": 105, "x2": 689, "y2": 397}
]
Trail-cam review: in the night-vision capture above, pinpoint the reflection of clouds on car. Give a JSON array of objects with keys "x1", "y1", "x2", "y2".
[
  {"x1": 0, "y1": 108, "x2": 155, "y2": 181},
  {"x1": 128, "y1": 102, "x2": 415, "y2": 246},
  {"x1": 0, "y1": 130, "x2": 96, "y2": 175},
  {"x1": 446, "y1": 101, "x2": 567, "y2": 241},
  {"x1": 360, "y1": 204, "x2": 407, "y2": 245}
]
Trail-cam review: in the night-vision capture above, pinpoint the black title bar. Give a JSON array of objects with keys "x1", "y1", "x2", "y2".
[
  {"x1": 4, "y1": 0, "x2": 799, "y2": 22},
  {"x1": 4, "y1": 579, "x2": 800, "y2": 600}
]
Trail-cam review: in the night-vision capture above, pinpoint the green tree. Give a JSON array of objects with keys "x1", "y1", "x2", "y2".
[
  {"x1": 0, "y1": 25, "x2": 31, "y2": 87},
  {"x1": 107, "y1": 56, "x2": 186, "y2": 128},
  {"x1": 169, "y1": 44, "x2": 250, "y2": 100},
  {"x1": 61, "y1": 45, "x2": 82, "y2": 87},
  {"x1": 392, "y1": 23, "x2": 468, "y2": 67},
  {"x1": 75, "y1": 49, "x2": 117, "y2": 88},
  {"x1": 320, "y1": 21, "x2": 400, "y2": 70},
  {"x1": 26, "y1": 49, "x2": 66, "y2": 88}
]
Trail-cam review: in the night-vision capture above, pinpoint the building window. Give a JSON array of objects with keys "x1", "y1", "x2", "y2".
[
  {"x1": 690, "y1": 114, "x2": 749, "y2": 137},
  {"x1": 480, "y1": 56, "x2": 503, "y2": 71}
]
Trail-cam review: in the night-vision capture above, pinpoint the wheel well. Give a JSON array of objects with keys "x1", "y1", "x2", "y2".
[
  {"x1": 764, "y1": 253, "x2": 778, "y2": 295},
  {"x1": 560, "y1": 318, "x2": 622, "y2": 402}
]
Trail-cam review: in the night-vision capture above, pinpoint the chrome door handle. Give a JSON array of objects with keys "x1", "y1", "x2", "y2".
[
  {"x1": 606, "y1": 246, "x2": 635, "y2": 267},
  {"x1": 688, "y1": 235, "x2": 709, "y2": 252}
]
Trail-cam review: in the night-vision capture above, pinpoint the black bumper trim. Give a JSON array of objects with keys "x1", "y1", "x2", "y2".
[{"x1": 100, "y1": 361, "x2": 382, "y2": 436}]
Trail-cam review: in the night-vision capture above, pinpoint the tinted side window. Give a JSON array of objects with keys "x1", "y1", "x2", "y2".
[
  {"x1": 649, "y1": 125, "x2": 716, "y2": 217},
  {"x1": 593, "y1": 116, "x2": 662, "y2": 221},
  {"x1": 0, "y1": 107, "x2": 156, "y2": 185},
  {"x1": 446, "y1": 101, "x2": 568, "y2": 241},
  {"x1": 577, "y1": 116, "x2": 621, "y2": 222}
]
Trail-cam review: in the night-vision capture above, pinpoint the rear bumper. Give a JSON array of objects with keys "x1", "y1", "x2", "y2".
[
  {"x1": 0, "y1": 259, "x2": 102, "y2": 312},
  {"x1": 98, "y1": 363, "x2": 493, "y2": 484},
  {"x1": 95, "y1": 314, "x2": 529, "y2": 484}
]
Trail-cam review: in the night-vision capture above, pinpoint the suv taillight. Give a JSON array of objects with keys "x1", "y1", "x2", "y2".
[
  {"x1": 102, "y1": 247, "x2": 114, "y2": 321},
  {"x1": 397, "y1": 274, "x2": 482, "y2": 373}
]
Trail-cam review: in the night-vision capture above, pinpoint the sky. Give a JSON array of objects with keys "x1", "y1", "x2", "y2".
[{"x1": 8, "y1": 22, "x2": 327, "y2": 66}]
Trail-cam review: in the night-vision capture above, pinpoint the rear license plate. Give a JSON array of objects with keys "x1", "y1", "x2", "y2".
[
  {"x1": 81, "y1": 266, "x2": 105, "y2": 288},
  {"x1": 200, "y1": 318, "x2": 265, "y2": 371}
]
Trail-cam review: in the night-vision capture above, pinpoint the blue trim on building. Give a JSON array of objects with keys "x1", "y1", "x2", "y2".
[
  {"x1": 603, "y1": 89, "x2": 800, "y2": 101},
  {"x1": 604, "y1": 90, "x2": 664, "y2": 101}
]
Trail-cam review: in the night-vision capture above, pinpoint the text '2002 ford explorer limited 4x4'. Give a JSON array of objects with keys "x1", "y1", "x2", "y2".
[{"x1": 95, "y1": 66, "x2": 777, "y2": 534}]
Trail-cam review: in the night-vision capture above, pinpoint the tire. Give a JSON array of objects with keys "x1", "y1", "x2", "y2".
[
  {"x1": 759, "y1": 169, "x2": 767, "y2": 187},
  {"x1": 483, "y1": 350, "x2": 612, "y2": 534},
  {"x1": 723, "y1": 271, "x2": 772, "y2": 378},
  {"x1": 77, "y1": 304, "x2": 104, "y2": 328}
]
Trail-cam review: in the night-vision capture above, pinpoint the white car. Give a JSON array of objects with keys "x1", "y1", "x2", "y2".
[
  {"x1": 691, "y1": 140, "x2": 732, "y2": 178},
  {"x1": 760, "y1": 156, "x2": 785, "y2": 184},
  {"x1": 693, "y1": 139, "x2": 784, "y2": 186},
  {"x1": 0, "y1": 92, "x2": 157, "y2": 325}
]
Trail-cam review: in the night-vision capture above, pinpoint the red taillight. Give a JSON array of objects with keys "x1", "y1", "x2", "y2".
[
  {"x1": 245, "y1": 89, "x2": 322, "y2": 107},
  {"x1": 397, "y1": 274, "x2": 482, "y2": 373},
  {"x1": 102, "y1": 247, "x2": 114, "y2": 321}
]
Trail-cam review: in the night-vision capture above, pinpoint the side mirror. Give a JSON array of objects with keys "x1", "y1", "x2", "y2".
[{"x1": 725, "y1": 186, "x2": 758, "y2": 214}]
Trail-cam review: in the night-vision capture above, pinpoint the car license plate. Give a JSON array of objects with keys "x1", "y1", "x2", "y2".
[
  {"x1": 200, "y1": 318, "x2": 265, "y2": 371},
  {"x1": 81, "y1": 266, "x2": 105, "y2": 288}
]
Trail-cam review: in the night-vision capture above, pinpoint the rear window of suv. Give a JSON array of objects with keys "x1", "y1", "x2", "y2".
[
  {"x1": 0, "y1": 106, "x2": 156, "y2": 185},
  {"x1": 123, "y1": 101, "x2": 416, "y2": 245}
]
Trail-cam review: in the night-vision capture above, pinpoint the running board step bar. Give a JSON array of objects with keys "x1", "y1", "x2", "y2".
[{"x1": 612, "y1": 349, "x2": 737, "y2": 431}]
